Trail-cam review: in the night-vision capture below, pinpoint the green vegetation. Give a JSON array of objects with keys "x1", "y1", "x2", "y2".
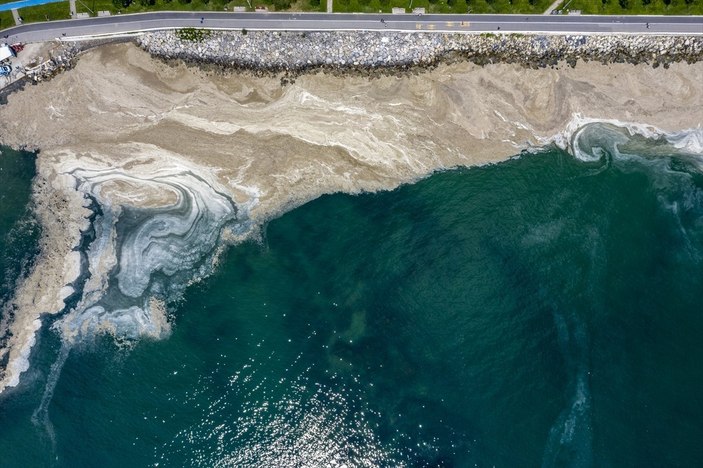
[
  {"x1": 0, "y1": 0, "x2": 326, "y2": 31},
  {"x1": 333, "y1": 0, "x2": 556, "y2": 13},
  {"x1": 175, "y1": 26, "x2": 211, "y2": 40},
  {"x1": 1, "y1": 1, "x2": 70, "y2": 27},
  {"x1": 564, "y1": 0, "x2": 702, "y2": 15},
  {"x1": 0, "y1": 11, "x2": 13, "y2": 30},
  {"x1": 466, "y1": 0, "x2": 554, "y2": 13},
  {"x1": 76, "y1": 0, "x2": 326, "y2": 15}
]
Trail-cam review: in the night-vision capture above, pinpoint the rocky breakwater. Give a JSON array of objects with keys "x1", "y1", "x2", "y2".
[
  {"x1": 138, "y1": 30, "x2": 703, "y2": 74},
  {"x1": 138, "y1": 30, "x2": 445, "y2": 74},
  {"x1": 23, "y1": 43, "x2": 78, "y2": 83}
]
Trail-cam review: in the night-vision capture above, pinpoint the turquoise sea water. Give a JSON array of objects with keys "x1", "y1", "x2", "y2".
[{"x1": 1, "y1": 138, "x2": 703, "y2": 466}]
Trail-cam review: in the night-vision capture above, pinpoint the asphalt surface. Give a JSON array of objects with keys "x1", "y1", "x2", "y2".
[{"x1": 2, "y1": 12, "x2": 703, "y2": 43}]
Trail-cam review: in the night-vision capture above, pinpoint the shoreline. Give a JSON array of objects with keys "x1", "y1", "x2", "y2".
[
  {"x1": 1, "y1": 40, "x2": 703, "y2": 395},
  {"x1": 4, "y1": 31, "x2": 703, "y2": 94}
]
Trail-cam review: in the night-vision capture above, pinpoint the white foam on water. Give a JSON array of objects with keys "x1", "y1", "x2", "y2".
[
  {"x1": 542, "y1": 310, "x2": 593, "y2": 468},
  {"x1": 4, "y1": 319, "x2": 43, "y2": 390},
  {"x1": 31, "y1": 342, "x2": 71, "y2": 452},
  {"x1": 14, "y1": 152, "x2": 258, "y2": 440},
  {"x1": 543, "y1": 114, "x2": 703, "y2": 164},
  {"x1": 667, "y1": 127, "x2": 703, "y2": 155},
  {"x1": 60, "y1": 167, "x2": 239, "y2": 344},
  {"x1": 66, "y1": 305, "x2": 169, "y2": 341}
]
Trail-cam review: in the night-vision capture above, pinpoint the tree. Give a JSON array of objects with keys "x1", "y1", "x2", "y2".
[
  {"x1": 112, "y1": 0, "x2": 132, "y2": 8},
  {"x1": 618, "y1": 0, "x2": 628, "y2": 8}
]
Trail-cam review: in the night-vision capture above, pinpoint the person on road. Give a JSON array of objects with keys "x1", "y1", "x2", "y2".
[{"x1": 201, "y1": 17, "x2": 204, "y2": 24}]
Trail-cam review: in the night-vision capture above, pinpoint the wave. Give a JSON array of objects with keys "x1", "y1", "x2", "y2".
[{"x1": 546, "y1": 115, "x2": 703, "y2": 164}]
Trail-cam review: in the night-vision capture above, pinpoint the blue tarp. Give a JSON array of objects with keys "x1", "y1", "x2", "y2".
[{"x1": 0, "y1": 0, "x2": 65, "y2": 12}]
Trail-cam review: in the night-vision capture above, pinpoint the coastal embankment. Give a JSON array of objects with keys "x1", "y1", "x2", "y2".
[
  {"x1": 1, "y1": 37, "x2": 703, "y2": 396},
  {"x1": 137, "y1": 30, "x2": 703, "y2": 73}
]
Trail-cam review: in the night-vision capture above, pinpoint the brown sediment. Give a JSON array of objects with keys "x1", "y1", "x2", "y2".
[{"x1": 0, "y1": 42, "x2": 702, "y2": 394}]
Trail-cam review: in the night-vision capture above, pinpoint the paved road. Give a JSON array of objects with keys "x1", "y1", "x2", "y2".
[{"x1": 2, "y1": 12, "x2": 703, "y2": 43}]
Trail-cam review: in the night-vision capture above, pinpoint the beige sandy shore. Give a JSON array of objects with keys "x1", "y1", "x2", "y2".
[{"x1": 1, "y1": 42, "x2": 702, "y2": 394}]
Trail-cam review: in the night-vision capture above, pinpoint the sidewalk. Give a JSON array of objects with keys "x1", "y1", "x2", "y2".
[{"x1": 544, "y1": 0, "x2": 563, "y2": 15}]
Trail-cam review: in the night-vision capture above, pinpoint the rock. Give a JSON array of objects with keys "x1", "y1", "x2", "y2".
[{"x1": 128, "y1": 30, "x2": 703, "y2": 78}]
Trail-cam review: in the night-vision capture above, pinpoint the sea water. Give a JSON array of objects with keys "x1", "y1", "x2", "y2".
[{"x1": 1, "y1": 140, "x2": 703, "y2": 466}]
